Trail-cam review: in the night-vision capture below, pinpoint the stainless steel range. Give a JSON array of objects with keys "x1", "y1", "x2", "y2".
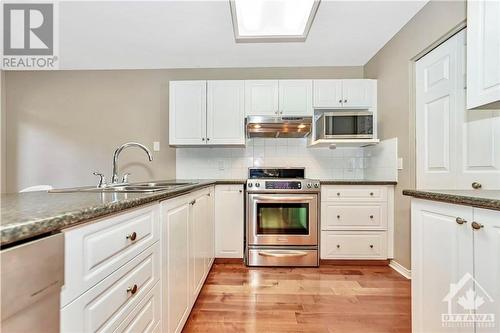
[{"x1": 245, "y1": 168, "x2": 320, "y2": 267}]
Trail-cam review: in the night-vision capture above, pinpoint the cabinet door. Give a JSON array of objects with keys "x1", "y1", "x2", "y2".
[
  {"x1": 278, "y1": 80, "x2": 313, "y2": 116},
  {"x1": 205, "y1": 188, "x2": 215, "y2": 270},
  {"x1": 207, "y1": 80, "x2": 245, "y2": 145},
  {"x1": 169, "y1": 81, "x2": 207, "y2": 145},
  {"x1": 411, "y1": 200, "x2": 473, "y2": 333},
  {"x1": 341, "y1": 79, "x2": 374, "y2": 108},
  {"x1": 190, "y1": 193, "x2": 208, "y2": 299},
  {"x1": 313, "y1": 80, "x2": 343, "y2": 108},
  {"x1": 162, "y1": 200, "x2": 190, "y2": 333},
  {"x1": 244, "y1": 80, "x2": 279, "y2": 116},
  {"x1": 416, "y1": 31, "x2": 463, "y2": 189},
  {"x1": 467, "y1": 0, "x2": 500, "y2": 109},
  {"x1": 214, "y1": 185, "x2": 244, "y2": 258},
  {"x1": 472, "y1": 208, "x2": 500, "y2": 333}
]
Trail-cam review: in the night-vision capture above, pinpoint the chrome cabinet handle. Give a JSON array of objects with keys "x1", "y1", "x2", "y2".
[
  {"x1": 456, "y1": 217, "x2": 467, "y2": 225},
  {"x1": 337, "y1": 215, "x2": 340, "y2": 219},
  {"x1": 202, "y1": 138, "x2": 205, "y2": 141},
  {"x1": 370, "y1": 245, "x2": 374, "y2": 248},
  {"x1": 370, "y1": 192, "x2": 374, "y2": 196},
  {"x1": 471, "y1": 222, "x2": 484, "y2": 230},
  {"x1": 126, "y1": 232, "x2": 137, "y2": 241},
  {"x1": 190, "y1": 200, "x2": 196, "y2": 205},
  {"x1": 370, "y1": 215, "x2": 374, "y2": 219},
  {"x1": 472, "y1": 182, "x2": 482, "y2": 189},
  {"x1": 338, "y1": 99, "x2": 342, "y2": 104},
  {"x1": 127, "y1": 284, "x2": 138, "y2": 295},
  {"x1": 207, "y1": 138, "x2": 210, "y2": 141},
  {"x1": 336, "y1": 244, "x2": 340, "y2": 248},
  {"x1": 337, "y1": 192, "x2": 341, "y2": 196},
  {"x1": 239, "y1": 189, "x2": 243, "y2": 193},
  {"x1": 344, "y1": 99, "x2": 347, "y2": 103}
]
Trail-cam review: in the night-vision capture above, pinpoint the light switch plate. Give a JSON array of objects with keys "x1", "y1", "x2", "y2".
[
  {"x1": 398, "y1": 157, "x2": 403, "y2": 170},
  {"x1": 153, "y1": 141, "x2": 160, "y2": 151}
]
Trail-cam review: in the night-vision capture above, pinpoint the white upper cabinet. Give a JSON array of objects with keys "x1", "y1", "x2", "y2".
[
  {"x1": 467, "y1": 0, "x2": 500, "y2": 109},
  {"x1": 207, "y1": 80, "x2": 245, "y2": 145},
  {"x1": 313, "y1": 79, "x2": 376, "y2": 109},
  {"x1": 245, "y1": 80, "x2": 279, "y2": 116},
  {"x1": 313, "y1": 80, "x2": 343, "y2": 108},
  {"x1": 278, "y1": 80, "x2": 313, "y2": 116},
  {"x1": 416, "y1": 30, "x2": 500, "y2": 190},
  {"x1": 169, "y1": 81, "x2": 207, "y2": 145},
  {"x1": 169, "y1": 80, "x2": 245, "y2": 146}
]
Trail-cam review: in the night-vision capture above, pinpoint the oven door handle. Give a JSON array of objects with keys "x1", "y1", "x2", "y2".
[
  {"x1": 258, "y1": 250, "x2": 309, "y2": 258},
  {"x1": 252, "y1": 196, "x2": 316, "y2": 202}
]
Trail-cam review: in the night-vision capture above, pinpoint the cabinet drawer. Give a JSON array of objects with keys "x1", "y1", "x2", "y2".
[
  {"x1": 114, "y1": 282, "x2": 161, "y2": 333},
  {"x1": 322, "y1": 186, "x2": 387, "y2": 202},
  {"x1": 62, "y1": 204, "x2": 160, "y2": 306},
  {"x1": 321, "y1": 203, "x2": 387, "y2": 230},
  {"x1": 61, "y1": 242, "x2": 160, "y2": 333},
  {"x1": 321, "y1": 231, "x2": 387, "y2": 259}
]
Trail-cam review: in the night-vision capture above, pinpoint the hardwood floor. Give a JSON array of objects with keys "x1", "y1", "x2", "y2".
[{"x1": 183, "y1": 263, "x2": 411, "y2": 333}]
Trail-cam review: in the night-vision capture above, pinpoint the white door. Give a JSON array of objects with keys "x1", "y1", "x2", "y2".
[
  {"x1": 244, "y1": 80, "x2": 279, "y2": 116},
  {"x1": 214, "y1": 185, "x2": 244, "y2": 258},
  {"x1": 207, "y1": 80, "x2": 245, "y2": 145},
  {"x1": 341, "y1": 79, "x2": 374, "y2": 108},
  {"x1": 467, "y1": 0, "x2": 500, "y2": 109},
  {"x1": 313, "y1": 80, "x2": 343, "y2": 108},
  {"x1": 278, "y1": 80, "x2": 313, "y2": 116},
  {"x1": 416, "y1": 31, "x2": 462, "y2": 189},
  {"x1": 169, "y1": 81, "x2": 207, "y2": 145},
  {"x1": 411, "y1": 200, "x2": 474, "y2": 333},
  {"x1": 472, "y1": 208, "x2": 500, "y2": 333},
  {"x1": 190, "y1": 193, "x2": 207, "y2": 298},
  {"x1": 163, "y1": 201, "x2": 190, "y2": 333}
]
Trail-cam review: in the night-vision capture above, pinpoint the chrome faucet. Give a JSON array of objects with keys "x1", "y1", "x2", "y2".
[{"x1": 111, "y1": 142, "x2": 153, "y2": 184}]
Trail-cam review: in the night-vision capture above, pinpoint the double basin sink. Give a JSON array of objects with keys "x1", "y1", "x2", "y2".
[{"x1": 50, "y1": 181, "x2": 198, "y2": 193}]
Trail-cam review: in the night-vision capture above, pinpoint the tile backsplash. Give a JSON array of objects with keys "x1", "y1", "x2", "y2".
[{"x1": 176, "y1": 138, "x2": 398, "y2": 181}]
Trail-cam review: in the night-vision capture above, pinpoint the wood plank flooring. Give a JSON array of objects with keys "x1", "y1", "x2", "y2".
[{"x1": 183, "y1": 262, "x2": 411, "y2": 333}]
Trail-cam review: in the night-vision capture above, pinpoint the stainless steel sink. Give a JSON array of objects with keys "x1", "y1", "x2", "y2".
[{"x1": 49, "y1": 181, "x2": 198, "y2": 193}]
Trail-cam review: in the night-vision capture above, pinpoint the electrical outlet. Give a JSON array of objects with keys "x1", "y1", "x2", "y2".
[
  {"x1": 153, "y1": 141, "x2": 160, "y2": 152},
  {"x1": 398, "y1": 157, "x2": 403, "y2": 170}
]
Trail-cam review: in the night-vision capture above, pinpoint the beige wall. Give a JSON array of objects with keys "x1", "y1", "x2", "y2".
[
  {"x1": 1, "y1": 70, "x2": 5, "y2": 193},
  {"x1": 5, "y1": 66, "x2": 362, "y2": 192},
  {"x1": 364, "y1": 0, "x2": 466, "y2": 269}
]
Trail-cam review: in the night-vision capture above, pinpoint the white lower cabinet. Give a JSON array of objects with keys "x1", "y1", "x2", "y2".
[
  {"x1": 214, "y1": 185, "x2": 244, "y2": 258},
  {"x1": 411, "y1": 199, "x2": 500, "y2": 333},
  {"x1": 161, "y1": 186, "x2": 215, "y2": 333},
  {"x1": 320, "y1": 185, "x2": 394, "y2": 260}
]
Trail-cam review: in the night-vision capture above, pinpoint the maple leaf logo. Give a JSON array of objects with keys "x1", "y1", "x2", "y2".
[{"x1": 457, "y1": 289, "x2": 485, "y2": 312}]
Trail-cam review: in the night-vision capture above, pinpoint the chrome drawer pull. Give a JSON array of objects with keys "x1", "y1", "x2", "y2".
[
  {"x1": 258, "y1": 250, "x2": 308, "y2": 258},
  {"x1": 471, "y1": 222, "x2": 484, "y2": 230},
  {"x1": 370, "y1": 192, "x2": 374, "y2": 196},
  {"x1": 370, "y1": 245, "x2": 374, "y2": 248},
  {"x1": 126, "y1": 232, "x2": 137, "y2": 241},
  {"x1": 456, "y1": 217, "x2": 467, "y2": 225},
  {"x1": 336, "y1": 244, "x2": 340, "y2": 249},
  {"x1": 127, "y1": 284, "x2": 138, "y2": 295},
  {"x1": 369, "y1": 215, "x2": 374, "y2": 219}
]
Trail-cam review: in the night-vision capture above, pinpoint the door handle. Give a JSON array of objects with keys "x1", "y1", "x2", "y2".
[
  {"x1": 258, "y1": 250, "x2": 308, "y2": 258},
  {"x1": 253, "y1": 196, "x2": 316, "y2": 202}
]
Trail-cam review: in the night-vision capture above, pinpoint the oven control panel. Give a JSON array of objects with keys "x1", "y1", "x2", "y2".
[{"x1": 246, "y1": 179, "x2": 320, "y2": 192}]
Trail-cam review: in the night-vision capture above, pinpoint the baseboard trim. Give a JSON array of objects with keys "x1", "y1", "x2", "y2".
[
  {"x1": 389, "y1": 260, "x2": 411, "y2": 279},
  {"x1": 320, "y1": 259, "x2": 389, "y2": 266},
  {"x1": 215, "y1": 258, "x2": 244, "y2": 264}
]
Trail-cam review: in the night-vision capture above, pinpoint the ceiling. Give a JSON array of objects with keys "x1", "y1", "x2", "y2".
[{"x1": 59, "y1": 0, "x2": 428, "y2": 70}]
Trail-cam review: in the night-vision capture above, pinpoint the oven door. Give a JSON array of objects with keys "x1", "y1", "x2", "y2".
[{"x1": 247, "y1": 193, "x2": 318, "y2": 246}]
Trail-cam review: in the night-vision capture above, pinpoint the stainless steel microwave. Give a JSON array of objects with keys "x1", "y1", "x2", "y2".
[{"x1": 316, "y1": 111, "x2": 374, "y2": 139}]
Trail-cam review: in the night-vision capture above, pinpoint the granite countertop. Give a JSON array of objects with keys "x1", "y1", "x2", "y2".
[
  {"x1": 403, "y1": 189, "x2": 500, "y2": 211},
  {"x1": 320, "y1": 180, "x2": 397, "y2": 185},
  {"x1": 1, "y1": 180, "x2": 246, "y2": 247}
]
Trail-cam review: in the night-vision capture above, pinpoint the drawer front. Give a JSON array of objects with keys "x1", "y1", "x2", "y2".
[
  {"x1": 61, "y1": 243, "x2": 160, "y2": 333},
  {"x1": 62, "y1": 205, "x2": 160, "y2": 306},
  {"x1": 114, "y1": 282, "x2": 161, "y2": 333},
  {"x1": 321, "y1": 231, "x2": 387, "y2": 259},
  {"x1": 321, "y1": 203, "x2": 387, "y2": 230},
  {"x1": 322, "y1": 186, "x2": 388, "y2": 202}
]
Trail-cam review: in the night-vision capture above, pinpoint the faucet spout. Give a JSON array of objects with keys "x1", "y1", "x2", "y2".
[{"x1": 111, "y1": 142, "x2": 153, "y2": 183}]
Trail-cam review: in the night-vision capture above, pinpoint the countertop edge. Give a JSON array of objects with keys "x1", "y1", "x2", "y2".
[{"x1": 403, "y1": 190, "x2": 500, "y2": 212}]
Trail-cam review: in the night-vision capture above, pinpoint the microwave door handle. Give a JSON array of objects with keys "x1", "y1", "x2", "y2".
[{"x1": 258, "y1": 250, "x2": 308, "y2": 258}]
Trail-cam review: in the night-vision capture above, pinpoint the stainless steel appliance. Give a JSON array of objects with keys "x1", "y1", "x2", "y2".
[
  {"x1": 246, "y1": 116, "x2": 312, "y2": 138},
  {"x1": 316, "y1": 111, "x2": 373, "y2": 139},
  {"x1": 246, "y1": 168, "x2": 320, "y2": 267}
]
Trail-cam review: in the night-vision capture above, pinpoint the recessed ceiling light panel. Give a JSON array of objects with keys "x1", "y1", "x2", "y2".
[{"x1": 230, "y1": 0, "x2": 320, "y2": 43}]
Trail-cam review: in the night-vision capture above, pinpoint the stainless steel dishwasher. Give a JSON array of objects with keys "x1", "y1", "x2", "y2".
[{"x1": 1, "y1": 233, "x2": 64, "y2": 333}]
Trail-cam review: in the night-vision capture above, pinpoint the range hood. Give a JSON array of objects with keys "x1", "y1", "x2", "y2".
[{"x1": 246, "y1": 116, "x2": 312, "y2": 138}]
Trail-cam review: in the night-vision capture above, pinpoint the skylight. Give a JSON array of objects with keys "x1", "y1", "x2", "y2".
[{"x1": 230, "y1": 0, "x2": 320, "y2": 43}]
